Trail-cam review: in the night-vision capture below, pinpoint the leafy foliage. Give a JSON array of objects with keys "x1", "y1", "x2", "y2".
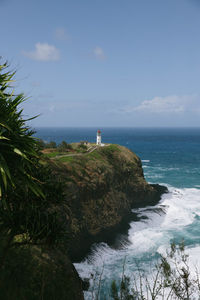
[
  {"x1": 58, "y1": 140, "x2": 72, "y2": 152},
  {"x1": 0, "y1": 61, "x2": 69, "y2": 270},
  {"x1": 0, "y1": 62, "x2": 42, "y2": 198},
  {"x1": 45, "y1": 141, "x2": 57, "y2": 149}
]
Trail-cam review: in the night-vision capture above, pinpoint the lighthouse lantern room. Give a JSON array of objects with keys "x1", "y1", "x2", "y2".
[{"x1": 96, "y1": 130, "x2": 101, "y2": 145}]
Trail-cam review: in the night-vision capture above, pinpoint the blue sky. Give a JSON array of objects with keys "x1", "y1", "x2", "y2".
[{"x1": 1, "y1": 0, "x2": 200, "y2": 127}]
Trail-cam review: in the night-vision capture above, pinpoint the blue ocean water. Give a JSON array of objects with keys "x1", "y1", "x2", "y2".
[{"x1": 35, "y1": 127, "x2": 200, "y2": 299}]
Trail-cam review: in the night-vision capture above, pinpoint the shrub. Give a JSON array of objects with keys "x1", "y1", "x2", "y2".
[
  {"x1": 0, "y1": 60, "x2": 68, "y2": 270},
  {"x1": 47, "y1": 141, "x2": 57, "y2": 148},
  {"x1": 78, "y1": 143, "x2": 87, "y2": 151},
  {"x1": 58, "y1": 141, "x2": 72, "y2": 152}
]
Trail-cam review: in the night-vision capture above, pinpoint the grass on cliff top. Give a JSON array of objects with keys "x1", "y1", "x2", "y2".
[
  {"x1": 45, "y1": 144, "x2": 123, "y2": 167},
  {"x1": 100, "y1": 144, "x2": 121, "y2": 153},
  {"x1": 45, "y1": 143, "x2": 138, "y2": 184},
  {"x1": 44, "y1": 151, "x2": 63, "y2": 158},
  {"x1": 58, "y1": 156, "x2": 75, "y2": 163},
  {"x1": 86, "y1": 151, "x2": 102, "y2": 160},
  {"x1": 86, "y1": 144, "x2": 120, "y2": 160}
]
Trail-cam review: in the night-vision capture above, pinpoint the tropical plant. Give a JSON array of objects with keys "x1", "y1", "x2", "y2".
[
  {"x1": 0, "y1": 61, "x2": 42, "y2": 198},
  {"x1": 0, "y1": 61, "x2": 68, "y2": 269}
]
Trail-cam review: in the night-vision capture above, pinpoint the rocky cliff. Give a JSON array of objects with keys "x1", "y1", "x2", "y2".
[{"x1": 49, "y1": 144, "x2": 167, "y2": 262}]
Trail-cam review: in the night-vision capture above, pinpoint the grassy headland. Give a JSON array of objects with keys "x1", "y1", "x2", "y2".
[{"x1": 42, "y1": 143, "x2": 167, "y2": 261}]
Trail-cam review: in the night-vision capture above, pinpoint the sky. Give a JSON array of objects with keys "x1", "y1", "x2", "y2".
[{"x1": 1, "y1": 0, "x2": 200, "y2": 127}]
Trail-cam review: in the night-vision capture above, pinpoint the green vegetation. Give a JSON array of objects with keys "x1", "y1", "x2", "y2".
[
  {"x1": 98, "y1": 145, "x2": 120, "y2": 161},
  {"x1": 0, "y1": 61, "x2": 72, "y2": 246},
  {"x1": 86, "y1": 150, "x2": 103, "y2": 160},
  {"x1": 58, "y1": 156, "x2": 75, "y2": 163},
  {"x1": 37, "y1": 139, "x2": 57, "y2": 150},
  {"x1": 78, "y1": 143, "x2": 88, "y2": 151},
  {"x1": 44, "y1": 151, "x2": 63, "y2": 158},
  {"x1": 57, "y1": 140, "x2": 73, "y2": 152},
  {"x1": 42, "y1": 144, "x2": 118, "y2": 163},
  {"x1": 0, "y1": 63, "x2": 42, "y2": 198},
  {"x1": 0, "y1": 60, "x2": 168, "y2": 300},
  {"x1": 0, "y1": 61, "x2": 83, "y2": 299},
  {"x1": 41, "y1": 141, "x2": 91, "y2": 159},
  {"x1": 0, "y1": 61, "x2": 65, "y2": 249},
  {"x1": 104, "y1": 144, "x2": 120, "y2": 152},
  {"x1": 46, "y1": 140, "x2": 57, "y2": 149}
]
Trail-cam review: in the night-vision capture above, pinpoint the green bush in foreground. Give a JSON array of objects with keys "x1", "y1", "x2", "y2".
[
  {"x1": 0, "y1": 60, "x2": 68, "y2": 269},
  {"x1": 0, "y1": 62, "x2": 42, "y2": 198},
  {"x1": 0, "y1": 59, "x2": 83, "y2": 300}
]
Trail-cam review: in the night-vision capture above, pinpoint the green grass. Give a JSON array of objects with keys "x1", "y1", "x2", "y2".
[
  {"x1": 106, "y1": 144, "x2": 120, "y2": 151},
  {"x1": 44, "y1": 151, "x2": 78, "y2": 158},
  {"x1": 57, "y1": 156, "x2": 75, "y2": 163},
  {"x1": 100, "y1": 144, "x2": 120, "y2": 155},
  {"x1": 44, "y1": 148, "x2": 88, "y2": 158},
  {"x1": 75, "y1": 149, "x2": 87, "y2": 154},
  {"x1": 86, "y1": 151, "x2": 103, "y2": 160},
  {"x1": 44, "y1": 152, "x2": 62, "y2": 158},
  {"x1": 44, "y1": 144, "x2": 120, "y2": 164}
]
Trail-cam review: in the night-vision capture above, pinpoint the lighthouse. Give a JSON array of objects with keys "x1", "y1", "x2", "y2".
[{"x1": 96, "y1": 130, "x2": 101, "y2": 145}]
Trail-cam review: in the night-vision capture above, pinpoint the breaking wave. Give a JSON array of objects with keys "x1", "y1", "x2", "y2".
[{"x1": 75, "y1": 186, "x2": 200, "y2": 299}]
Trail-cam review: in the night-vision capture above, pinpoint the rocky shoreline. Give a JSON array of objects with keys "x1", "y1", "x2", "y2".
[{"x1": 69, "y1": 183, "x2": 167, "y2": 262}]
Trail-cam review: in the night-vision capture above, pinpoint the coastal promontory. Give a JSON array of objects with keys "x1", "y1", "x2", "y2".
[{"x1": 46, "y1": 143, "x2": 167, "y2": 261}]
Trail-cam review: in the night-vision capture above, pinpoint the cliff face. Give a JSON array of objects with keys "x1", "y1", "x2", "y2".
[{"x1": 50, "y1": 144, "x2": 167, "y2": 261}]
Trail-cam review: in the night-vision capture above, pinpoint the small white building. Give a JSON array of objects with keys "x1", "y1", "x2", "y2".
[{"x1": 96, "y1": 130, "x2": 101, "y2": 145}]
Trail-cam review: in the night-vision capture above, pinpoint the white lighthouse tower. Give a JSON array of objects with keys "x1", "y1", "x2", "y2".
[{"x1": 96, "y1": 130, "x2": 101, "y2": 145}]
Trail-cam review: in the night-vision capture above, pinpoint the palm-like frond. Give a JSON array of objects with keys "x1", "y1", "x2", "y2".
[
  {"x1": 0, "y1": 61, "x2": 43, "y2": 198},
  {"x1": 0, "y1": 61, "x2": 67, "y2": 252}
]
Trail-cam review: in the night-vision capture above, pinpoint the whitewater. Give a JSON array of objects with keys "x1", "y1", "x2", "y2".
[{"x1": 75, "y1": 185, "x2": 200, "y2": 299}]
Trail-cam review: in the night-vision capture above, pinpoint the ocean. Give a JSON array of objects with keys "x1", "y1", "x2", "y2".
[{"x1": 34, "y1": 127, "x2": 200, "y2": 299}]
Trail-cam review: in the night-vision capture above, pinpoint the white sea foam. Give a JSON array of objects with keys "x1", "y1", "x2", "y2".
[
  {"x1": 147, "y1": 174, "x2": 164, "y2": 179},
  {"x1": 75, "y1": 186, "x2": 200, "y2": 299},
  {"x1": 145, "y1": 166, "x2": 180, "y2": 171},
  {"x1": 142, "y1": 160, "x2": 150, "y2": 162},
  {"x1": 142, "y1": 165, "x2": 149, "y2": 169}
]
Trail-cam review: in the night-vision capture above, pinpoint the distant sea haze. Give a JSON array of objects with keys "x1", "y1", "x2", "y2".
[{"x1": 35, "y1": 127, "x2": 200, "y2": 299}]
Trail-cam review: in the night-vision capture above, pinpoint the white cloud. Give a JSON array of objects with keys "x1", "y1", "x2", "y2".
[
  {"x1": 54, "y1": 27, "x2": 70, "y2": 41},
  {"x1": 122, "y1": 95, "x2": 198, "y2": 114},
  {"x1": 23, "y1": 43, "x2": 60, "y2": 61},
  {"x1": 93, "y1": 46, "x2": 105, "y2": 60}
]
